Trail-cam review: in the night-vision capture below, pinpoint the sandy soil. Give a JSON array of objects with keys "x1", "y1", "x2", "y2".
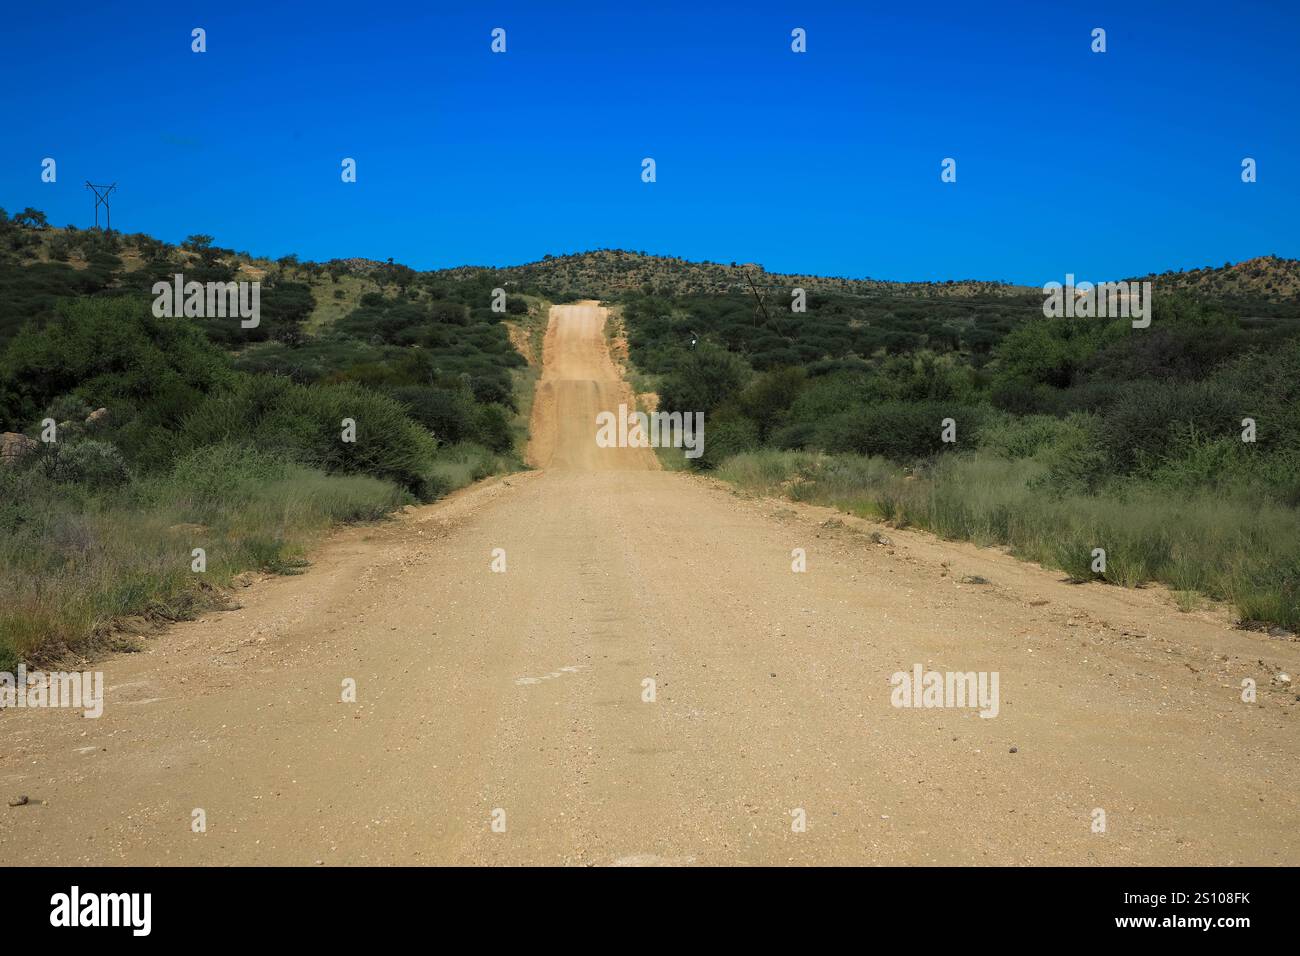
[{"x1": 2, "y1": 303, "x2": 1297, "y2": 866}]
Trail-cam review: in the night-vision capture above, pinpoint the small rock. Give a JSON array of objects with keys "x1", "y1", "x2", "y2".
[
  {"x1": 870, "y1": 531, "x2": 893, "y2": 546},
  {"x1": 960, "y1": 575, "x2": 991, "y2": 585},
  {"x1": 1008, "y1": 747, "x2": 1018, "y2": 754},
  {"x1": 8, "y1": 795, "x2": 30, "y2": 807}
]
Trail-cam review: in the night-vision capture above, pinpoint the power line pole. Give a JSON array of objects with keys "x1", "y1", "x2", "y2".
[
  {"x1": 85, "y1": 182, "x2": 117, "y2": 231},
  {"x1": 744, "y1": 268, "x2": 772, "y2": 326}
]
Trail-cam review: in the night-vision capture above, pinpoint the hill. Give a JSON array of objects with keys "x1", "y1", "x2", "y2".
[
  {"x1": 434, "y1": 249, "x2": 1300, "y2": 305},
  {"x1": 1134, "y1": 255, "x2": 1300, "y2": 302},
  {"x1": 433, "y1": 249, "x2": 1034, "y2": 301}
]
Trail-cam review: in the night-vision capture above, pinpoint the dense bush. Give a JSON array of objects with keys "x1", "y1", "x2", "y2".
[
  {"x1": 0, "y1": 296, "x2": 235, "y2": 442},
  {"x1": 696, "y1": 415, "x2": 760, "y2": 470},
  {"x1": 657, "y1": 344, "x2": 751, "y2": 416},
  {"x1": 814, "y1": 401, "x2": 986, "y2": 460},
  {"x1": 177, "y1": 375, "x2": 441, "y2": 496},
  {"x1": 387, "y1": 385, "x2": 478, "y2": 444},
  {"x1": 735, "y1": 367, "x2": 806, "y2": 441},
  {"x1": 1099, "y1": 379, "x2": 1237, "y2": 474},
  {"x1": 48, "y1": 439, "x2": 131, "y2": 487},
  {"x1": 472, "y1": 403, "x2": 515, "y2": 453}
]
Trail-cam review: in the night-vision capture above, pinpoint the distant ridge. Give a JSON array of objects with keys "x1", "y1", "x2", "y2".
[
  {"x1": 431, "y1": 248, "x2": 1300, "y2": 303},
  {"x1": 1131, "y1": 255, "x2": 1300, "y2": 301},
  {"x1": 431, "y1": 249, "x2": 1035, "y2": 300},
  {"x1": 18, "y1": 221, "x2": 1299, "y2": 304}
]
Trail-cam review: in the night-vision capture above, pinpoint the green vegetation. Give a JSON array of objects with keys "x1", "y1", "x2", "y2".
[
  {"x1": 0, "y1": 211, "x2": 537, "y2": 665},
  {"x1": 5, "y1": 203, "x2": 1298, "y2": 655},
  {"x1": 624, "y1": 287, "x2": 1300, "y2": 628},
  {"x1": 718, "y1": 450, "x2": 1300, "y2": 628},
  {"x1": 0, "y1": 445, "x2": 402, "y2": 670}
]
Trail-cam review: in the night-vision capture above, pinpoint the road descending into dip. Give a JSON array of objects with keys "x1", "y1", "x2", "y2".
[{"x1": 2, "y1": 303, "x2": 1297, "y2": 865}]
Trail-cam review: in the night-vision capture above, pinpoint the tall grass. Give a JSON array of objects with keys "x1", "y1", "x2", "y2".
[
  {"x1": 0, "y1": 444, "x2": 406, "y2": 668},
  {"x1": 717, "y1": 449, "x2": 1300, "y2": 628},
  {"x1": 426, "y1": 441, "x2": 503, "y2": 494},
  {"x1": 0, "y1": 437, "x2": 519, "y2": 668}
]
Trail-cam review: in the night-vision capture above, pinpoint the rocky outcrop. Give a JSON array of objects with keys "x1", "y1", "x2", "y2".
[{"x1": 0, "y1": 432, "x2": 38, "y2": 466}]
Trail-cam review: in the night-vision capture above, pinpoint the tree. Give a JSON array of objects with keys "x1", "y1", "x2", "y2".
[{"x1": 13, "y1": 208, "x2": 49, "y2": 229}]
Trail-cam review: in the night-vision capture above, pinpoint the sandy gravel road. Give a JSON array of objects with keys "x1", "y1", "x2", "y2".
[{"x1": 2, "y1": 303, "x2": 1297, "y2": 866}]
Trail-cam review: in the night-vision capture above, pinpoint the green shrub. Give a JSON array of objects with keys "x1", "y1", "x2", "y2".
[
  {"x1": 978, "y1": 413, "x2": 1075, "y2": 459},
  {"x1": 736, "y1": 367, "x2": 806, "y2": 440},
  {"x1": 53, "y1": 439, "x2": 131, "y2": 488},
  {"x1": 387, "y1": 385, "x2": 478, "y2": 444},
  {"x1": 770, "y1": 421, "x2": 817, "y2": 450},
  {"x1": 179, "y1": 375, "x2": 441, "y2": 497},
  {"x1": 815, "y1": 401, "x2": 985, "y2": 461},
  {"x1": 658, "y1": 344, "x2": 751, "y2": 417},
  {"x1": 0, "y1": 296, "x2": 235, "y2": 440},
  {"x1": 1100, "y1": 379, "x2": 1236, "y2": 475},
  {"x1": 1034, "y1": 414, "x2": 1109, "y2": 491},
  {"x1": 695, "y1": 416, "x2": 760, "y2": 469}
]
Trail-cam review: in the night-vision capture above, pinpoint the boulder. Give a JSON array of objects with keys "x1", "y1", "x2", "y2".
[{"x1": 0, "y1": 432, "x2": 38, "y2": 466}]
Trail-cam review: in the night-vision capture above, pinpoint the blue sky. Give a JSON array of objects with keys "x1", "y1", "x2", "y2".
[{"x1": 2, "y1": 1, "x2": 1296, "y2": 284}]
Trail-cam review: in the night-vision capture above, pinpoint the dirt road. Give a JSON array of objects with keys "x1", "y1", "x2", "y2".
[{"x1": 2, "y1": 303, "x2": 1297, "y2": 865}]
